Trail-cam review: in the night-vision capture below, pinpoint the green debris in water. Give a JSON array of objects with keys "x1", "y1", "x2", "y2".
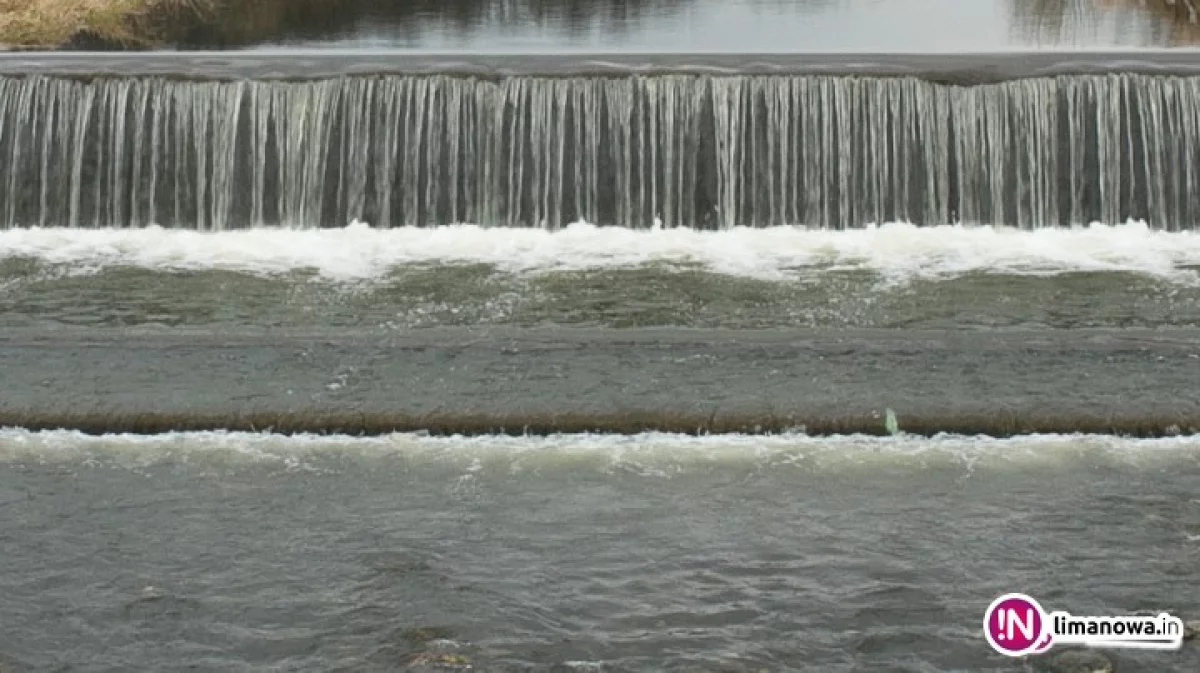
[
  {"x1": 401, "y1": 626, "x2": 456, "y2": 645},
  {"x1": 885, "y1": 408, "x2": 900, "y2": 436},
  {"x1": 407, "y1": 652, "x2": 471, "y2": 669}
]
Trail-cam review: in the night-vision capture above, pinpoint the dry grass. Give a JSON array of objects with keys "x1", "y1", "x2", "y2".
[
  {"x1": 0, "y1": 408, "x2": 1197, "y2": 437},
  {"x1": 0, "y1": 0, "x2": 434, "y2": 49},
  {"x1": 0, "y1": 0, "x2": 214, "y2": 48}
]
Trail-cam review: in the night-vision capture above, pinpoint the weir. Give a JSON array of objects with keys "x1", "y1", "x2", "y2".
[{"x1": 2, "y1": 53, "x2": 1200, "y2": 230}]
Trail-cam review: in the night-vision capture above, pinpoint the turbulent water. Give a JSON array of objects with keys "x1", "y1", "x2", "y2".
[
  {"x1": 6, "y1": 72, "x2": 1200, "y2": 229},
  {"x1": 2, "y1": 222, "x2": 1200, "y2": 331},
  {"x1": 3, "y1": 223, "x2": 1200, "y2": 429},
  {"x1": 1, "y1": 431, "x2": 1198, "y2": 672},
  {"x1": 4, "y1": 55, "x2": 1200, "y2": 672}
]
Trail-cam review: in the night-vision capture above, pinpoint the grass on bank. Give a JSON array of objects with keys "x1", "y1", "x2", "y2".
[
  {"x1": 0, "y1": 0, "x2": 415, "y2": 49},
  {"x1": 0, "y1": 0, "x2": 213, "y2": 48}
]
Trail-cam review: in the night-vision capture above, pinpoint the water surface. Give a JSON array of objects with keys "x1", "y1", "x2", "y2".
[
  {"x1": 220, "y1": 0, "x2": 1200, "y2": 52},
  {"x1": 5, "y1": 3, "x2": 1200, "y2": 668},
  {"x1": 1, "y1": 432, "x2": 1197, "y2": 671}
]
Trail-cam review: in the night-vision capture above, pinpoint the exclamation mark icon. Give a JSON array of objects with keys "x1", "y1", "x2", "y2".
[{"x1": 984, "y1": 594, "x2": 1047, "y2": 656}]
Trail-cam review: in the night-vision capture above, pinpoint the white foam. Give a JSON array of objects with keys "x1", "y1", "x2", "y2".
[
  {"x1": 2, "y1": 220, "x2": 1200, "y2": 283},
  {"x1": 0, "y1": 428, "x2": 1196, "y2": 473}
]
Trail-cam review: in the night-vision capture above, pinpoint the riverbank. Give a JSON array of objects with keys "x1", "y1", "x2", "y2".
[
  {"x1": 0, "y1": 0, "x2": 216, "y2": 49},
  {"x1": 0, "y1": 0, "x2": 457, "y2": 50},
  {"x1": 0, "y1": 0, "x2": 448, "y2": 50}
]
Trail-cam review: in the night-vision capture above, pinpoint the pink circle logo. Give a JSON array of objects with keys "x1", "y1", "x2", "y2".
[{"x1": 983, "y1": 593, "x2": 1053, "y2": 656}]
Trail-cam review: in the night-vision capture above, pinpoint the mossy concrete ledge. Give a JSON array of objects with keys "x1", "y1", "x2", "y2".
[
  {"x1": 1, "y1": 409, "x2": 1199, "y2": 438},
  {"x1": 0, "y1": 0, "x2": 216, "y2": 49}
]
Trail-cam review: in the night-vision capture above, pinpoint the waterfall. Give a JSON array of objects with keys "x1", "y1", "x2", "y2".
[{"x1": 0, "y1": 72, "x2": 1197, "y2": 230}]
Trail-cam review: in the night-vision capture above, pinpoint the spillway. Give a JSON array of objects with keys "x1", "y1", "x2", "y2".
[{"x1": 2, "y1": 52, "x2": 1200, "y2": 230}]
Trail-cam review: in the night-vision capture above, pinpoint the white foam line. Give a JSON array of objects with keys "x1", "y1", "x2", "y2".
[
  {"x1": 2, "y1": 221, "x2": 1200, "y2": 283},
  {"x1": 2, "y1": 429, "x2": 1196, "y2": 471}
]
